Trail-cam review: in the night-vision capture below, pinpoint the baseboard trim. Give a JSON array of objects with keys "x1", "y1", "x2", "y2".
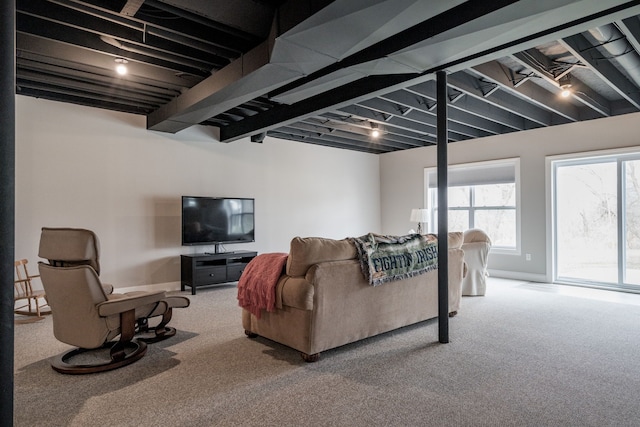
[
  {"x1": 117, "y1": 281, "x2": 182, "y2": 294},
  {"x1": 488, "y1": 269, "x2": 548, "y2": 283}
]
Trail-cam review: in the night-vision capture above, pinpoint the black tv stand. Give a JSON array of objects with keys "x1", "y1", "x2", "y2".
[{"x1": 180, "y1": 251, "x2": 257, "y2": 295}]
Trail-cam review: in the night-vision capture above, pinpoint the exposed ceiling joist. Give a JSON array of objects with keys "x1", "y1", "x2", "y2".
[
  {"x1": 470, "y1": 61, "x2": 583, "y2": 122},
  {"x1": 379, "y1": 90, "x2": 509, "y2": 135},
  {"x1": 220, "y1": 73, "x2": 422, "y2": 142},
  {"x1": 616, "y1": 16, "x2": 640, "y2": 53},
  {"x1": 120, "y1": 0, "x2": 144, "y2": 17},
  {"x1": 14, "y1": 0, "x2": 640, "y2": 154},
  {"x1": 447, "y1": 72, "x2": 557, "y2": 127},
  {"x1": 562, "y1": 34, "x2": 640, "y2": 110},
  {"x1": 511, "y1": 50, "x2": 612, "y2": 117},
  {"x1": 405, "y1": 83, "x2": 530, "y2": 131}
]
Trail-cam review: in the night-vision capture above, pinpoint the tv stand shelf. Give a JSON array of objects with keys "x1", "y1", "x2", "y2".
[{"x1": 181, "y1": 251, "x2": 257, "y2": 295}]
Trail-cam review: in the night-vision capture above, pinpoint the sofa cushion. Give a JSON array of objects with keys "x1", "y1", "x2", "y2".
[
  {"x1": 426, "y1": 232, "x2": 463, "y2": 249},
  {"x1": 286, "y1": 237, "x2": 357, "y2": 277},
  {"x1": 448, "y1": 232, "x2": 463, "y2": 249}
]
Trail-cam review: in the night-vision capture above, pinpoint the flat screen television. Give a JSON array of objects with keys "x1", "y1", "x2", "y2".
[{"x1": 182, "y1": 196, "x2": 255, "y2": 252}]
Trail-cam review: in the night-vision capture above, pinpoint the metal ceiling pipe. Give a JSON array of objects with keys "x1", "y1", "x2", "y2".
[{"x1": 589, "y1": 24, "x2": 640, "y2": 87}]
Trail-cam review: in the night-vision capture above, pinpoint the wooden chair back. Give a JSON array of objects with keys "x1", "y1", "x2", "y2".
[
  {"x1": 14, "y1": 259, "x2": 37, "y2": 296},
  {"x1": 14, "y1": 259, "x2": 48, "y2": 317}
]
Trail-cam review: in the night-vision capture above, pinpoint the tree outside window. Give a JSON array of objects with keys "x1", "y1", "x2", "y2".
[{"x1": 430, "y1": 183, "x2": 517, "y2": 248}]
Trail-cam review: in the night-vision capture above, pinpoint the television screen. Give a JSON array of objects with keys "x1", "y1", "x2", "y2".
[{"x1": 182, "y1": 196, "x2": 255, "y2": 246}]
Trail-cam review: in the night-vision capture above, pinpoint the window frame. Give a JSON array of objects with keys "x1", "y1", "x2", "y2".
[
  {"x1": 424, "y1": 158, "x2": 521, "y2": 255},
  {"x1": 551, "y1": 151, "x2": 640, "y2": 290}
]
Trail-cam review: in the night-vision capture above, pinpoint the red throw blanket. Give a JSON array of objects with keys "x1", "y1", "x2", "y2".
[{"x1": 237, "y1": 253, "x2": 288, "y2": 318}]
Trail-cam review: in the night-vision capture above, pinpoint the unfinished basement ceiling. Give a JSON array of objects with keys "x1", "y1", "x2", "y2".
[{"x1": 15, "y1": 0, "x2": 640, "y2": 154}]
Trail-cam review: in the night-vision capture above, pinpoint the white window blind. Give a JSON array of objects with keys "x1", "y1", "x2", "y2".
[{"x1": 427, "y1": 160, "x2": 517, "y2": 188}]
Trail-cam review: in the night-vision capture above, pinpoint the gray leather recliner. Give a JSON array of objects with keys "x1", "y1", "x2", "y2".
[{"x1": 38, "y1": 227, "x2": 189, "y2": 374}]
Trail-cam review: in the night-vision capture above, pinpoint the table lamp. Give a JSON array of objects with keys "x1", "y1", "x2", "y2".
[{"x1": 410, "y1": 208, "x2": 429, "y2": 234}]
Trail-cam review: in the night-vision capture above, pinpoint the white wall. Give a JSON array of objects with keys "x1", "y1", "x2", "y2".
[
  {"x1": 15, "y1": 96, "x2": 381, "y2": 289},
  {"x1": 380, "y1": 112, "x2": 640, "y2": 281}
]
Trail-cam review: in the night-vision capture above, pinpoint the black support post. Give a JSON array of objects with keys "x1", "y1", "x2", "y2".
[
  {"x1": 1, "y1": 1, "x2": 15, "y2": 425},
  {"x1": 436, "y1": 70, "x2": 449, "y2": 344}
]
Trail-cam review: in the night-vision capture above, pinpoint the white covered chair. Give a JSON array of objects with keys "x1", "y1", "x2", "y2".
[{"x1": 461, "y1": 229, "x2": 491, "y2": 296}]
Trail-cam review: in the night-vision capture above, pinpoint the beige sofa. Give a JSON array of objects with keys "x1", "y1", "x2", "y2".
[{"x1": 242, "y1": 233, "x2": 465, "y2": 361}]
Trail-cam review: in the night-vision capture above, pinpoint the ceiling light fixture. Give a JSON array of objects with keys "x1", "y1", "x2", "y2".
[
  {"x1": 558, "y1": 74, "x2": 572, "y2": 98},
  {"x1": 370, "y1": 123, "x2": 380, "y2": 138},
  {"x1": 114, "y1": 58, "x2": 128, "y2": 75}
]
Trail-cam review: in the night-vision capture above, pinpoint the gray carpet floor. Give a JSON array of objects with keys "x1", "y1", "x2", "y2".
[{"x1": 13, "y1": 278, "x2": 640, "y2": 427}]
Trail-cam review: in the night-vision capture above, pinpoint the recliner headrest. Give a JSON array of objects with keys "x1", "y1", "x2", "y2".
[{"x1": 38, "y1": 227, "x2": 101, "y2": 274}]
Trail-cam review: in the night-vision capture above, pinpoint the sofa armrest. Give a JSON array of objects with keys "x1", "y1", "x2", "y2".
[
  {"x1": 447, "y1": 248, "x2": 465, "y2": 313},
  {"x1": 276, "y1": 275, "x2": 314, "y2": 310}
]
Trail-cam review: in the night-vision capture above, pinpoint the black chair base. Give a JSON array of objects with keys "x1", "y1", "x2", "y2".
[
  {"x1": 136, "y1": 326, "x2": 177, "y2": 344},
  {"x1": 50, "y1": 340, "x2": 147, "y2": 375},
  {"x1": 136, "y1": 310, "x2": 177, "y2": 344}
]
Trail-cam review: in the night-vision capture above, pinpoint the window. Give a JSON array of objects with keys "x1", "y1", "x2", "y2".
[
  {"x1": 552, "y1": 152, "x2": 640, "y2": 290},
  {"x1": 425, "y1": 158, "x2": 520, "y2": 252}
]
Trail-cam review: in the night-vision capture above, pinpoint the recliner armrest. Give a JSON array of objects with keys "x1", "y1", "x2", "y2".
[{"x1": 97, "y1": 290, "x2": 166, "y2": 316}]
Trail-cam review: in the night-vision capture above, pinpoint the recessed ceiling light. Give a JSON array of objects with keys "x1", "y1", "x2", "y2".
[{"x1": 114, "y1": 58, "x2": 128, "y2": 75}]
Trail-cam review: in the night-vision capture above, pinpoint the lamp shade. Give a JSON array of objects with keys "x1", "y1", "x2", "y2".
[{"x1": 410, "y1": 208, "x2": 429, "y2": 223}]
